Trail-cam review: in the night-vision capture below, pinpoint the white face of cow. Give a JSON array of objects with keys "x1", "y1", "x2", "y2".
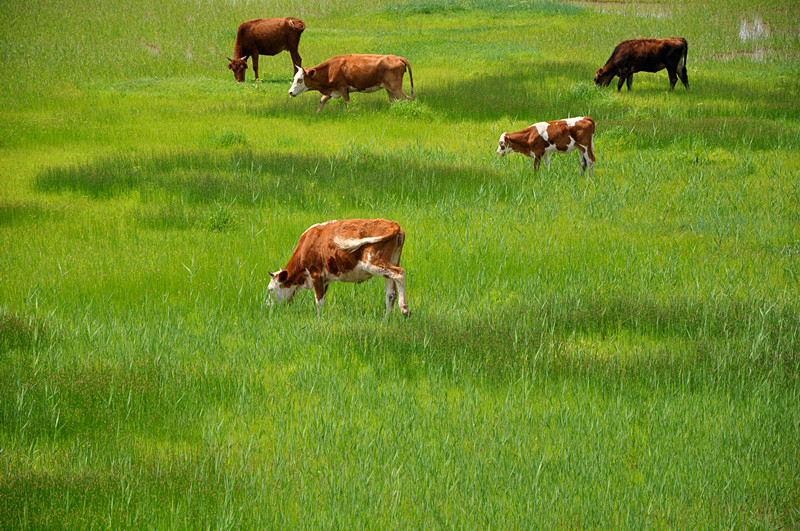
[
  {"x1": 267, "y1": 271, "x2": 298, "y2": 305},
  {"x1": 496, "y1": 133, "x2": 513, "y2": 156},
  {"x1": 288, "y1": 68, "x2": 308, "y2": 97}
]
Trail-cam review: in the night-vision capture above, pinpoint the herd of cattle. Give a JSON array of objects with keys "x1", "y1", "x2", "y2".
[{"x1": 228, "y1": 17, "x2": 690, "y2": 316}]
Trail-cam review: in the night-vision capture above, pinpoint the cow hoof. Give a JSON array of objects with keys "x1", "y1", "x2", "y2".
[{"x1": 400, "y1": 305, "x2": 410, "y2": 317}]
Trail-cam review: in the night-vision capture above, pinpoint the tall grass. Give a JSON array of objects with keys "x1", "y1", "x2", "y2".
[{"x1": 1, "y1": 0, "x2": 799, "y2": 527}]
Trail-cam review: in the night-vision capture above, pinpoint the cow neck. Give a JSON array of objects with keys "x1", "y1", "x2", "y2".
[
  {"x1": 282, "y1": 255, "x2": 310, "y2": 287},
  {"x1": 509, "y1": 131, "x2": 532, "y2": 156}
]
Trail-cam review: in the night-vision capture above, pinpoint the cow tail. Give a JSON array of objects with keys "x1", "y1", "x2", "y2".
[
  {"x1": 333, "y1": 234, "x2": 391, "y2": 252},
  {"x1": 680, "y1": 38, "x2": 688, "y2": 74},
  {"x1": 402, "y1": 58, "x2": 415, "y2": 99}
]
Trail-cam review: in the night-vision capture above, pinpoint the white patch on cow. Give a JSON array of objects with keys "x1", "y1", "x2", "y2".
[
  {"x1": 288, "y1": 68, "x2": 308, "y2": 97},
  {"x1": 564, "y1": 116, "x2": 585, "y2": 126},
  {"x1": 329, "y1": 261, "x2": 374, "y2": 284},
  {"x1": 268, "y1": 272, "x2": 299, "y2": 305},
  {"x1": 533, "y1": 122, "x2": 550, "y2": 141}
]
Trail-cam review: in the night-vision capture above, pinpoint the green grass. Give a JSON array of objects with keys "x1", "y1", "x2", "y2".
[{"x1": 1, "y1": 0, "x2": 799, "y2": 527}]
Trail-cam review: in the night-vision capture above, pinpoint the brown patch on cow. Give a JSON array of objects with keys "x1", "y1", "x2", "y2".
[
  {"x1": 327, "y1": 256, "x2": 340, "y2": 276},
  {"x1": 546, "y1": 122, "x2": 573, "y2": 152}
]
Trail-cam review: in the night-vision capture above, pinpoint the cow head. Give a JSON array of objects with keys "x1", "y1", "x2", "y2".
[
  {"x1": 594, "y1": 67, "x2": 614, "y2": 87},
  {"x1": 267, "y1": 270, "x2": 299, "y2": 305},
  {"x1": 496, "y1": 133, "x2": 514, "y2": 156},
  {"x1": 288, "y1": 66, "x2": 313, "y2": 97},
  {"x1": 227, "y1": 57, "x2": 248, "y2": 83}
]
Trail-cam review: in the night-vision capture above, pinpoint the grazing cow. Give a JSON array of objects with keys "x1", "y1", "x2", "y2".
[
  {"x1": 496, "y1": 117, "x2": 596, "y2": 176},
  {"x1": 594, "y1": 38, "x2": 689, "y2": 91},
  {"x1": 268, "y1": 219, "x2": 409, "y2": 318},
  {"x1": 288, "y1": 54, "x2": 415, "y2": 112},
  {"x1": 227, "y1": 17, "x2": 305, "y2": 82}
]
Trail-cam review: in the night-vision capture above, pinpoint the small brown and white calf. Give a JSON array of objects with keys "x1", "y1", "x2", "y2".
[
  {"x1": 496, "y1": 117, "x2": 596, "y2": 176},
  {"x1": 288, "y1": 54, "x2": 415, "y2": 112},
  {"x1": 268, "y1": 219, "x2": 409, "y2": 318}
]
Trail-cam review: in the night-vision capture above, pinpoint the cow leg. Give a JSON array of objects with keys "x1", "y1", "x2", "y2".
[
  {"x1": 317, "y1": 95, "x2": 333, "y2": 113},
  {"x1": 533, "y1": 155, "x2": 542, "y2": 171},
  {"x1": 616, "y1": 74, "x2": 626, "y2": 92},
  {"x1": 252, "y1": 54, "x2": 259, "y2": 81},
  {"x1": 542, "y1": 153, "x2": 551, "y2": 170},
  {"x1": 390, "y1": 266, "x2": 409, "y2": 317},
  {"x1": 384, "y1": 278, "x2": 398, "y2": 319},
  {"x1": 579, "y1": 144, "x2": 594, "y2": 177},
  {"x1": 289, "y1": 50, "x2": 302, "y2": 73},
  {"x1": 365, "y1": 262, "x2": 408, "y2": 317},
  {"x1": 667, "y1": 68, "x2": 679, "y2": 90},
  {"x1": 311, "y1": 277, "x2": 328, "y2": 315},
  {"x1": 626, "y1": 74, "x2": 633, "y2": 91},
  {"x1": 386, "y1": 87, "x2": 410, "y2": 102}
]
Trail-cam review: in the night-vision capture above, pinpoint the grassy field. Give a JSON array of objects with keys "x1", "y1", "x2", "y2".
[{"x1": 1, "y1": 0, "x2": 799, "y2": 527}]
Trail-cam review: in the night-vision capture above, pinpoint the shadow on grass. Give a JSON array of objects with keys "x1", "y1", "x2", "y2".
[
  {"x1": 345, "y1": 293, "x2": 800, "y2": 390},
  {"x1": 32, "y1": 148, "x2": 507, "y2": 217},
  {"x1": 422, "y1": 60, "x2": 600, "y2": 121}
]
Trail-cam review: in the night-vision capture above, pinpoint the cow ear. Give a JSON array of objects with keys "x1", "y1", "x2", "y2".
[
  {"x1": 307, "y1": 68, "x2": 316, "y2": 78},
  {"x1": 277, "y1": 270, "x2": 289, "y2": 284}
]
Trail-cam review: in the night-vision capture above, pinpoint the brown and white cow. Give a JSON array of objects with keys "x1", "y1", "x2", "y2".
[
  {"x1": 288, "y1": 54, "x2": 415, "y2": 112},
  {"x1": 268, "y1": 219, "x2": 409, "y2": 318},
  {"x1": 594, "y1": 38, "x2": 689, "y2": 91},
  {"x1": 497, "y1": 117, "x2": 596, "y2": 176},
  {"x1": 227, "y1": 17, "x2": 305, "y2": 82}
]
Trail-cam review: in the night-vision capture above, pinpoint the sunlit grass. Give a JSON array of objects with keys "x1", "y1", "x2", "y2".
[{"x1": 1, "y1": 0, "x2": 799, "y2": 527}]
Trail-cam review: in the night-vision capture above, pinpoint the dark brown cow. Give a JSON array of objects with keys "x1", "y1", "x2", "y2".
[
  {"x1": 288, "y1": 54, "x2": 415, "y2": 112},
  {"x1": 497, "y1": 117, "x2": 596, "y2": 176},
  {"x1": 268, "y1": 219, "x2": 409, "y2": 318},
  {"x1": 594, "y1": 38, "x2": 688, "y2": 91},
  {"x1": 227, "y1": 17, "x2": 305, "y2": 82}
]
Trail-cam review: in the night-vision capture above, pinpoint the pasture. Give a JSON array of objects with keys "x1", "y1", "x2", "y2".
[{"x1": 1, "y1": 0, "x2": 799, "y2": 527}]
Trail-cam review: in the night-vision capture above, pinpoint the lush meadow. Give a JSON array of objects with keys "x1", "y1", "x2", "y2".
[{"x1": 1, "y1": 0, "x2": 799, "y2": 527}]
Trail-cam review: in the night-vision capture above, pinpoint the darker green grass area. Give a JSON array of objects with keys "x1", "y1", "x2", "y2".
[
  {"x1": 0, "y1": 454, "x2": 251, "y2": 528},
  {"x1": 32, "y1": 149, "x2": 507, "y2": 210},
  {"x1": 0, "y1": 312, "x2": 49, "y2": 350},
  {"x1": 0, "y1": 201, "x2": 60, "y2": 227},
  {"x1": 381, "y1": 0, "x2": 585, "y2": 16},
  {"x1": 343, "y1": 293, "x2": 800, "y2": 387}
]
